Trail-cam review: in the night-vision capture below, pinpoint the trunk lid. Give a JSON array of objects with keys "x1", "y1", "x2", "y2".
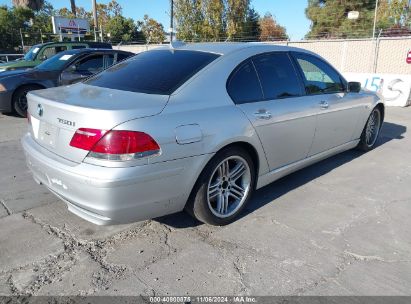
[{"x1": 27, "y1": 83, "x2": 169, "y2": 163}]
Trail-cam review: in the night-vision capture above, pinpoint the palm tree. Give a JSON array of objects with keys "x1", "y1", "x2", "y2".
[
  {"x1": 70, "y1": 0, "x2": 77, "y2": 17},
  {"x1": 12, "y1": 0, "x2": 44, "y2": 11}
]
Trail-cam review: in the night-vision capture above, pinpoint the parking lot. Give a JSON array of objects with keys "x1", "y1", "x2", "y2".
[{"x1": 0, "y1": 107, "x2": 410, "y2": 296}]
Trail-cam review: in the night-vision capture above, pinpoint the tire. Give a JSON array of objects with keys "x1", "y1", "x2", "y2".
[
  {"x1": 12, "y1": 85, "x2": 42, "y2": 118},
  {"x1": 186, "y1": 146, "x2": 256, "y2": 226},
  {"x1": 357, "y1": 106, "x2": 383, "y2": 151}
]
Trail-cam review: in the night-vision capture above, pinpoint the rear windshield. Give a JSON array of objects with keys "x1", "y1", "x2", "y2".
[{"x1": 85, "y1": 50, "x2": 220, "y2": 95}]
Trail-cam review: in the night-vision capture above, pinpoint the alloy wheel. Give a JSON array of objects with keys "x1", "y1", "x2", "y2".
[
  {"x1": 207, "y1": 156, "x2": 251, "y2": 218},
  {"x1": 365, "y1": 108, "x2": 381, "y2": 147}
]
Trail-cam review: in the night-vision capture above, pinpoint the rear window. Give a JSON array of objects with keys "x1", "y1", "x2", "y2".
[{"x1": 85, "y1": 50, "x2": 220, "y2": 95}]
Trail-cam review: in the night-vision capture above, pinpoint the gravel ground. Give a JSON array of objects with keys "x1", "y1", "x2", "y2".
[{"x1": 0, "y1": 107, "x2": 410, "y2": 296}]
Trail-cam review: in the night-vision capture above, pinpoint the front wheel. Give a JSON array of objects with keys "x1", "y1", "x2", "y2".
[
  {"x1": 186, "y1": 147, "x2": 256, "y2": 226},
  {"x1": 357, "y1": 107, "x2": 382, "y2": 151}
]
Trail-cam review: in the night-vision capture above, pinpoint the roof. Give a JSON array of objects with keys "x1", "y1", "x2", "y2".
[
  {"x1": 32, "y1": 41, "x2": 112, "y2": 48},
  {"x1": 178, "y1": 42, "x2": 298, "y2": 56},
  {"x1": 55, "y1": 48, "x2": 132, "y2": 56}
]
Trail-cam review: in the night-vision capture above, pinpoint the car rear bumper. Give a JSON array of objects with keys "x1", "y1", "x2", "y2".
[
  {"x1": 0, "y1": 90, "x2": 13, "y2": 112},
  {"x1": 21, "y1": 133, "x2": 209, "y2": 225}
]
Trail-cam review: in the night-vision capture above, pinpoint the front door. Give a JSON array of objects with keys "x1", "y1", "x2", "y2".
[
  {"x1": 60, "y1": 54, "x2": 105, "y2": 85},
  {"x1": 292, "y1": 52, "x2": 364, "y2": 155}
]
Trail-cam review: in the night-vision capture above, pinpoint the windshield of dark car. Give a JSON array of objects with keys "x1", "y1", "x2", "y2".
[
  {"x1": 35, "y1": 52, "x2": 76, "y2": 71},
  {"x1": 24, "y1": 45, "x2": 41, "y2": 61},
  {"x1": 85, "y1": 50, "x2": 220, "y2": 95}
]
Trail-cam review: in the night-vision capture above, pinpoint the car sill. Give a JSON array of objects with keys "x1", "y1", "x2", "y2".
[{"x1": 256, "y1": 139, "x2": 360, "y2": 189}]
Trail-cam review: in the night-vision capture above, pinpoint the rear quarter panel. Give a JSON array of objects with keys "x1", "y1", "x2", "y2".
[{"x1": 114, "y1": 103, "x2": 269, "y2": 180}]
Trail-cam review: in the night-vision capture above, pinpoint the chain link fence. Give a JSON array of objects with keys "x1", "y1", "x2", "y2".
[{"x1": 116, "y1": 36, "x2": 411, "y2": 75}]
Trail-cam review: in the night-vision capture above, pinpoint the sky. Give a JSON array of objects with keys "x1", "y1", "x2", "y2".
[{"x1": 0, "y1": 0, "x2": 311, "y2": 40}]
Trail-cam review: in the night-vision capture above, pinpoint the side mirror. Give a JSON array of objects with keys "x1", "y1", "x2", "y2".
[
  {"x1": 67, "y1": 64, "x2": 77, "y2": 72},
  {"x1": 348, "y1": 82, "x2": 361, "y2": 93},
  {"x1": 60, "y1": 65, "x2": 83, "y2": 85}
]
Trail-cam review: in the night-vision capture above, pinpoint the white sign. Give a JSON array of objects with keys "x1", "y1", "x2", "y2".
[
  {"x1": 59, "y1": 54, "x2": 73, "y2": 61},
  {"x1": 344, "y1": 72, "x2": 411, "y2": 107},
  {"x1": 347, "y1": 11, "x2": 360, "y2": 20},
  {"x1": 52, "y1": 16, "x2": 90, "y2": 36}
]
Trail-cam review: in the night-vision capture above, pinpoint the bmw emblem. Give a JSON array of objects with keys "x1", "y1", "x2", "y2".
[{"x1": 37, "y1": 104, "x2": 43, "y2": 117}]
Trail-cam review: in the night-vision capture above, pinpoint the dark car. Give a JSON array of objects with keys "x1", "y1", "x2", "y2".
[
  {"x1": 0, "y1": 48, "x2": 134, "y2": 117},
  {"x1": 0, "y1": 41, "x2": 112, "y2": 72}
]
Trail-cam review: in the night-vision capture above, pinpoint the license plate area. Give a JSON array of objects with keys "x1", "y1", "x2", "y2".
[{"x1": 38, "y1": 121, "x2": 59, "y2": 148}]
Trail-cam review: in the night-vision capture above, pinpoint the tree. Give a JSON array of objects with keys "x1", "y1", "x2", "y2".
[
  {"x1": 305, "y1": 0, "x2": 377, "y2": 39},
  {"x1": 12, "y1": 0, "x2": 44, "y2": 11},
  {"x1": 259, "y1": 12, "x2": 287, "y2": 41},
  {"x1": 31, "y1": 1, "x2": 54, "y2": 33},
  {"x1": 243, "y1": 7, "x2": 260, "y2": 41},
  {"x1": 202, "y1": 0, "x2": 225, "y2": 41},
  {"x1": 98, "y1": 1, "x2": 122, "y2": 27},
  {"x1": 107, "y1": 0, "x2": 122, "y2": 17},
  {"x1": 174, "y1": 0, "x2": 205, "y2": 41},
  {"x1": 0, "y1": 5, "x2": 35, "y2": 51},
  {"x1": 226, "y1": 0, "x2": 250, "y2": 40},
  {"x1": 174, "y1": 0, "x2": 263, "y2": 42},
  {"x1": 139, "y1": 14, "x2": 165, "y2": 43},
  {"x1": 104, "y1": 15, "x2": 139, "y2": 43},
  {"x1": 377, "y1": 0, "x2": 411, "y2": 36}
]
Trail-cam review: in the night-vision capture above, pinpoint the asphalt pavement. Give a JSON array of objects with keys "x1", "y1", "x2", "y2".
[{"x1": 0, "y1": 107, "x2": 410, "y2": 296}]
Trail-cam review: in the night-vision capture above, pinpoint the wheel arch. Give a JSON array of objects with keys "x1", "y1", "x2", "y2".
[
  {"x1": 185, "y1": 140, "x2": 262, "y2": 210},
  {"x1": 12, "y1": 83, "x2": 46, "y2": 102},
  {"x1": 375, "y1": 102, "x2": 385, "y2": 124}
]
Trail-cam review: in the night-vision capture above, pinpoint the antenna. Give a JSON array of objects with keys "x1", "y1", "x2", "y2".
[{"x1": 169, "y1": 40, "x2": 186, "y2": 50}]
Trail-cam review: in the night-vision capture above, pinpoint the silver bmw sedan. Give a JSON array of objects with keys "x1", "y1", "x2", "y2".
[{"x1": 22, "y1": 43, "x2": 384, "y2": 226}]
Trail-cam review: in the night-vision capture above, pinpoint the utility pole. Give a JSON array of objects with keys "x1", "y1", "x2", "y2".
[
  {"x1": 19, "y1": 28, "x2": 24, "y2": 51},
  {"x1": 372, "y1": 0, "x2": 379, "y2": 39},
  {"x1": 170, "y1": 0, "x2": 174, "y2": 42},
  {"x1": 92, "y1": 0, "x2": 98, "y2": 42}
]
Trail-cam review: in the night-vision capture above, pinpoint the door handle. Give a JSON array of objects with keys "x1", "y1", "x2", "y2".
[
  {"x1": 319, "y1": 101, "x2": 329, "y2": 109},
  {"x1": 254, "y1": 110, "x2": 272, "y2": 120}
]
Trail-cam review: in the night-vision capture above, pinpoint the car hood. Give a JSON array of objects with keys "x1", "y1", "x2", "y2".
[
  {"x1": 0, "y1": 60, "x2": 36, "y2": 71},
  {"x1": 0, "y1": 68, "x2": 59, "y2": 82},
  {"x1": 0, "y1": 69, "x2": 31, "y2": 79}
]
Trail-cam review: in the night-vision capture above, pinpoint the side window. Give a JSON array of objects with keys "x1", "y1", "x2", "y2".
[
  {"x1": 55, "y1": 46, "x2": 67, "y2": 53},
  {"x1": 252, "y1": 53, "x2": 303, "y2": 100},
  {"x1": 42, "y1": 46, "x2": 68, "y2": 60},
  {"x1": 42, "y1": 47, "x2": 56, "y2": 59},
  {"x1": 105, "y1": 54, "x2": 115, "y2": 67},
  {"x1": 294, "y1": 53, "x2": 344, "y2": 95},
  {"x1": 227, "y1": 60, "x2": 263, "y2": 104},
  {"x1": 116, "y1": 53, "x2": 131, "y2": 62},
  {"x1": 74, "y1": 55, "x2": 104, "y2": 74}
]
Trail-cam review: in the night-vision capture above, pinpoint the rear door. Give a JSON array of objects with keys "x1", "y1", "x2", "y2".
[
  {"x1": 292, "y1": 52, "x2": 363, "y2": 155},
  {"x1": 232, "y1": 52, "x2": 318, "y2": 171}
]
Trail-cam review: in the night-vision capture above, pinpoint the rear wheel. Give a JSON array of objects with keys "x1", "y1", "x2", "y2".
[
  {"x1": 357, "y1": 107, "x2": 382, "y2": 151},
  {"x1": 186, "y1": 147, "x2": 255, "y2": 225},
  {"x1": 13, "y1": 85, "x2": 43, "y2": 117}
]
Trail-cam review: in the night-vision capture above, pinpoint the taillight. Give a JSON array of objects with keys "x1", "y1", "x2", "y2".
[
  {"x1": 70, "y1": 129, "x2": 160, "y2": 161},
  {"x1": 70, "y1": 128, "x2": 107, "y2": 151}
]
